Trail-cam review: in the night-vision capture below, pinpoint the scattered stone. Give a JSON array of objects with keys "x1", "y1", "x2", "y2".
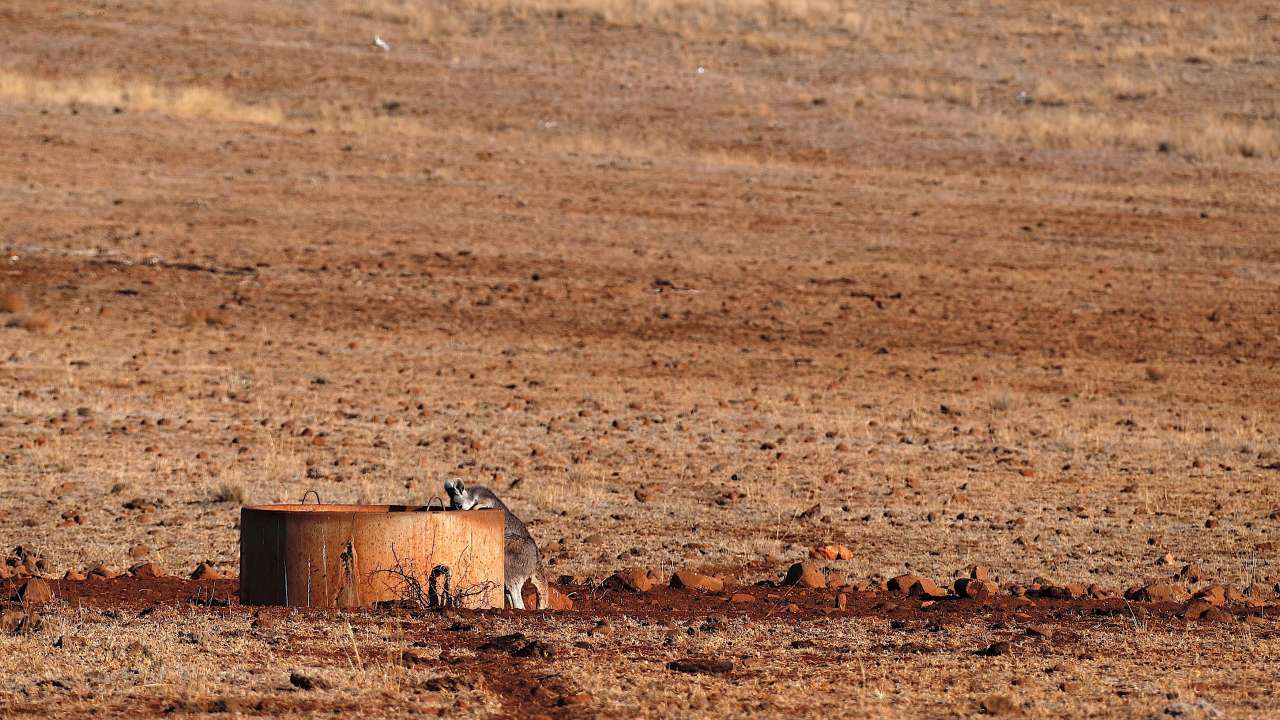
[
  {"x1": 17, "y1": 578, "x2": 53, "y2": 606},
  {"x1": 670, "y1": 570, "x2": 724, "y2": 593},
  {"x1": 604, "y1": 567, "x2": 654, "y2": 593},
  {"x1": 62, "y1": 570, "x2": 86, "y2": 581},
  {"x1": 1125, "y1": 582, "x2": 1190, "y2": 603},
  {"x1": 129, "y1": 562, "x2": 168, "y2": 579},
  {"x1": 730, "y1": 593, "x2": 756, "y2": 604},
  {"x1": 970, "y1": 565, "x2": 993, "y2": 581},
  {"x1": 783, "y1": 562, "x2": 826, "y2": 589},
  {"x1": 667, "y1": 657, "x2": 733, "y2": 674}
]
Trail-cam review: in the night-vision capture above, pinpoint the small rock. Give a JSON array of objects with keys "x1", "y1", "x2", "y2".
[
  {"x1": 970, "y1": 564, "x2": 993, "y2": 581},
  {"x1": 783, "y1": 562, "x2": 826, "y2": 589},
  {"x1": 670, "y1": 570, "x2": 724, "y2": 593},
  {"x1": 128, "y1": 545, "x2": 150, "y2": 559},
  {"x1": 63, "y1": 570, "x2": 86, "y2": 581},
  {"x1": 729, "y1": 593, "x2": 756, "y2": 604}
]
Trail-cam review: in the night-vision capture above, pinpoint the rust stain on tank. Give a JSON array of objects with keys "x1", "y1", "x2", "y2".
[{"x1": 239, "y1": 504, "x2": 504, "y2": 608}]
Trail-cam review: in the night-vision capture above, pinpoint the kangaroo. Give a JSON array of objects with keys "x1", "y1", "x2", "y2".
[{"x1": 444, "y1": 479, "x2": 549, "y2": 610}]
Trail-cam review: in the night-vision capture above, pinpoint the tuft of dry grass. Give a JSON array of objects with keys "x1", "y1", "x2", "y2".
[{"x1": 0, "y1": 71, "x2": 282, "y2": 124}]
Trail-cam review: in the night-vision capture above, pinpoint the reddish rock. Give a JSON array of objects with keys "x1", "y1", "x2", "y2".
[
  {"x1": 670, "y1": 570, "x2": 724, "y2": 593},
  {"x1": 729, "y1": 593, "x2": 756, "y2": 604},
  {"x1": 128, "y1": 544, "x2": 150, "y2": 559},
  {"x1": 191, "y1": 563, "x2": 224, "y2": 581},
  {"x1": 63, "y1": 570, "x2": 86, "y2": 581},
  {"x1": 129, "y1": 562, "x2": 168, "y2": 579},
  {"x1": 17, "y1": 578, "x2": 53, "y2": 606},
  {"x1": 1125, "y1": 582, "x2": 1190, "y2": 603},
  {"x1": 783, "y1": 562, "x2": 826, "y2": 589},
  {"x1": 604, "y1": 567, "x2": 654, "y2": 593}
]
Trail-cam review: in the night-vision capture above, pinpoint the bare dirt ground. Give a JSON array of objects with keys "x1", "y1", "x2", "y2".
[{"x1": 2, "y1": 0, "x2": 1279, "y2": 717}]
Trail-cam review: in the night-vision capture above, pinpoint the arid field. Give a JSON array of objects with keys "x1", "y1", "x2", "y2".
[{"x1": 1, "y1": 1, "x2": 1278, "y2": 717}]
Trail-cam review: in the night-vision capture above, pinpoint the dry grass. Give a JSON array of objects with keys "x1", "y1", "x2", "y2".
[{"x1": 0, "y1": 71, "x2": 282, "y2": 124}]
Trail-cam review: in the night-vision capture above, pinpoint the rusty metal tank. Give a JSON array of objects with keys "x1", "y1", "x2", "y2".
[{"x1": 239, "y1": 503, "x2": 505, "y2": 609}]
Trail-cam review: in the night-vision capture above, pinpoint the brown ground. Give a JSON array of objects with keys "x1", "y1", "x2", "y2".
[{"x1": 2, "y1": 0, "x2": 1279, "y2": 717}]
